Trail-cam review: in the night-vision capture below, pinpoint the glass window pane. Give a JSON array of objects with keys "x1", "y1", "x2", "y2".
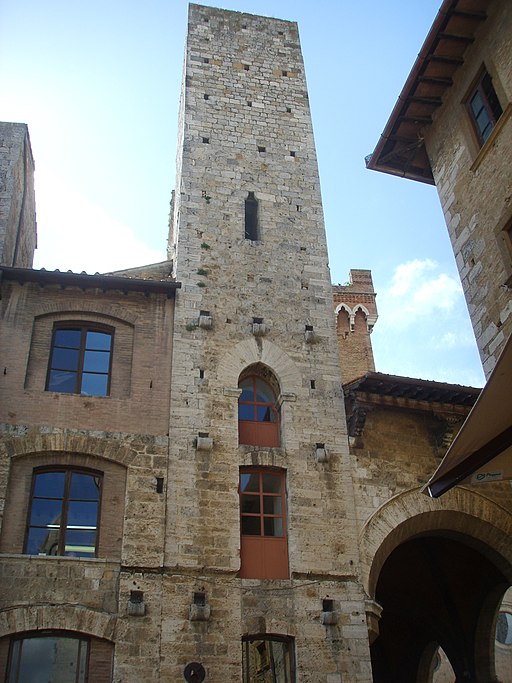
[
  {"x1": 470, "y1": 92, "x2": 484, "y2": 117},
  {"x1": 238, "y1": 404, "x2": 254, "y2": 421},
  {"x1": 67, "y1": 500, "x2": 98, "y2": 528},
  {"x1": 10, "y1": 636, "x2": 88, "y2": 683},
  {"x1": 263, "y1": 495, "x2": 282, "y2": 515},
  {"x1": 240, "y1": 473, "x2": 260, "y2": 493},
  {"x1": 53, "y1": 329, "x2": 81, "y2": 348},
  {"x1": 33, "y1": 472, "x2": 65, "y2": 498},
  {"x1": 239, "y1": 387, "x2": 253, "y2": 401},
  {"x1": 70, "y1": 473, "x2": 100, "y2": 500},
  {"x1": 80, "y1": 373, "x2": 108, "y2": 396},
  {"x1": 29, "y1": 499, "x2": 63, "y2": 526},
  {"x1": 262, "y1": 473, "x2": 281, "y2": 493},
  {"x1": 255, "y1": 377, "x2": 273, "y2": 402},
  {"x1": 264, "y1": 517, "x2": 284, "y2": 537},
  {"x1": 47, "y1": 370, "x2": 77, "y2": 393},
  {"x1": 257, "y1": 405, "x2": 275, "y2": 422},
  {"x1": 241, "y1": 516, "x2": 261, "y2": 535},
  {"x1": 86, "y1": 330, "x2": 112, "y2": 350},
  {"x1": 83, "y1": 349, "x2": 110, "y2": 373},
  {"x1": 50, "y1": 347, "x2": 80, "y2": 371},
  {"x1": 64, "y1": 529, "x2": 97, "y2": 557},
  {"x1": 25, "y1": 527, "x2": 61, "y2": 556},
  {"x1": 241, "y1": 495, "x2": 260, "y2": 515}
]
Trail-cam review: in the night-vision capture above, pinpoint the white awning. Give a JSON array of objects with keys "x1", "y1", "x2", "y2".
[{"x1": 424, "y1": 335, "x2": 512, "y2": 497}]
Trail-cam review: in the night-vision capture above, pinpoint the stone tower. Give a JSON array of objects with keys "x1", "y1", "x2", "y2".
[
  {"x1": 165, "y1": 4, "x2": 371, "y2": 680},
  {"x1": 0, "y1": 122, "x2": 36, "y2": 267},
  {"x1": 334, "y1": 269, "x2": 378, "y2": 384}
]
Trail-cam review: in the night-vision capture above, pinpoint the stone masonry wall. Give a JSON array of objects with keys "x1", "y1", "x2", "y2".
[
  {"x1": 165, "y1": 5, "x2": 371, "y2": 681},
  {"x1": 424, "y1": 0, "x2": 512, "y2": 377},
  {"x1": 0, "y1": 122, "x2": 36, "y2": 268}
]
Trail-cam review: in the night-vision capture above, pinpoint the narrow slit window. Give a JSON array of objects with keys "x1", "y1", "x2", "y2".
[{"x1": 245, "y1": 192, "x2": 259, "y2": 241}]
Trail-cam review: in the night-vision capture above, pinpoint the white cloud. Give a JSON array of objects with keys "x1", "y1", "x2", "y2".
[
  {"x1": 33, "y1": 171, "x2": 166, "y2": 274},
  {"x1": 379, "y1": 258, "x2": 463, "y2": 328}
]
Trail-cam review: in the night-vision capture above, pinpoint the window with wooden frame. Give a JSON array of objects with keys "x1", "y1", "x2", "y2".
[
  {"x1": 5, "y1": 632, "x2": 90, "y2": 683},
  {"x1": 239, "y1": 468, "x2": 289, "y2": 579},
  {"x1": 242, "y1": 634, "x2": 295, "y2": 682},
  {"x1": 24, "y1": 468, "x2": 102, "y2": 558},
  {"x1": 465, "y1": 66, "x2": 503, "y2": 146},
  {"x1": 238, "y1": 373, "x2": 280, "y2": 447},
  {"x1": 46, "y1": 323, "x2": 114, "y2": 396}
]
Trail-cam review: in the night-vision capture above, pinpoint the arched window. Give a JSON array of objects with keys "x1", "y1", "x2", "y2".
[
  {"x1": 238, "y1": 372, "x2": 280, "y2": 447},
  {"x1": 2, "y1": 631, "x2": 114, "y2": 682}
]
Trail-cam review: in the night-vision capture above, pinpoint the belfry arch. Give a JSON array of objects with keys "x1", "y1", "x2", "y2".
[{"x1": 361, "y1": 489, "x2": 512, "y2": 682}]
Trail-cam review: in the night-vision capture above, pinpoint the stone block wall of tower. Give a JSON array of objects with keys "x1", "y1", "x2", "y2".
[
  {"x1": 422, "y1": 0, "x2": 512, "y2": 377},
  {"x1": 165, "y1": 4, "x2": 371, "y2": 680},
  {"x1": 0, "y1": 122, "x2": 37, "y2": 268}
]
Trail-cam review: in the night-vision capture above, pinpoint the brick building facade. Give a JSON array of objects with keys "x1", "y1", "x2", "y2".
[{"x1": 0, "y1": 3, "x2": 511, "y2": 682}]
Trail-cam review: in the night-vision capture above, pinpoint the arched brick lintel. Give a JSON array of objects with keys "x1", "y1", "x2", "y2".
[
  {"x1": 361, "y1": 486, "x2": 512, "y2": 598},
  {"x1": 0, "y1": 431, "x2": 138, "y2": 468},
  {"x1": 0, "y1": 604, "x2": 116, "y2": 641},
  {"x1": 217, "y1": 338, "x2": 302, "y2": 393}
]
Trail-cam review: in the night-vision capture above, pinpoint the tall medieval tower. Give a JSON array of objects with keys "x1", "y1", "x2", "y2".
[{"x1": 164, "y1": 5, "x2": 372, "y2": 680}]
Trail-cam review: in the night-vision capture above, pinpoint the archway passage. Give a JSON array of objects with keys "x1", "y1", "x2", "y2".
[{"x1": 370, "y1": 534, "x2": 510, "y2": 683}]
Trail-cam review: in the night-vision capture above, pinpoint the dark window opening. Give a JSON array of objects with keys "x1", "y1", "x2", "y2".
[
  {"x1": 245, "y1": 192, "x2": 259, "y2": 241},
  {"x1": 46, "y1": 324, "x2": 113, "y2": 396},
  {"x1": 289, "y1": 151, "x2": 296, "y2": 157},
  {"x1": 193, "y1": 591, "x2": 206, "y2": 606},
  {"x1": 286, "y1": 107, "x2": 292, "y2": 113},
  {"x1": 310, "y1": 379, "x2": 315, "y2": 389},
  {"x1": 24, "y1": 468, "x2": 102, "y2": 558},
  {"x1": 258, "y1": 146, "x2": 266, "y2": 153},
  {"x1": 202, "y1": 137, "x2": 210, "y2": 144},
  {"x1": 204, "y1": 93, "x2": 209, "y2": 100},
  {"x1": 6, "y1": 633, "x2": 90, "y2": 683},
  {"x1": 282, "y1": 70, "x2": 288, "y2": 77},
  {"x1": 203, "y1": 57, "x2": 210, "y2": 63},
  {"x1": 242, "y1": 635, "x2": 295, "y2": 682},
  {"x1": 247, "y1": 101, "x2": 252, "y2": 107},
  {"x1": 323, "y1": 599, "x2": 334, "y2": 612},
  {"x1": 244, "y1": 64, "x2": 250, "y2": 71},
  {"x1": 466, "y1": 67, "x2": 503, "y2": 146}
]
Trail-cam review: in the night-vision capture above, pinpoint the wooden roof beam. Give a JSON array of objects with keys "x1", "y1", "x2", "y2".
[
  {"x1": 417, "y1": 76, "x2": 453, "y2": 86},
  {"x1": 405, "y1": 95, "x2": 443, "y2": 105},
  {"x1": 450, "y1": 9, "x2": 486, "y2": 21},
  {"x1": 427, "y1": 54, "x2": 464, "y2": 65},
  {"x1": 438, "y1": 32, "x2": 475, "y2": 44}
]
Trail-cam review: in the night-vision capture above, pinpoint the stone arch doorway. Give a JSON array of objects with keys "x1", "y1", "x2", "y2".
[{"x1": 370, "y1": 531, "x2": 510, "y2": 682}]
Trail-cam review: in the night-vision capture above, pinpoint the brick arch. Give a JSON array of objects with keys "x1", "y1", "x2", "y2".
[
  {"x1": 217, "y1": 338, "x2": 301, "y2": 394},
  {"x1": 33, "y1": 302, "x2": 139, "y2": 326},
  {"x1": 361, "y1": 486, "x2": 512, "y2": 598},
  {"x1": 0, "y1": 431, "x2": 138, "y2": 468},
  {"x1": 0, "y1": 604, "x2": 116, "y2": 641}
]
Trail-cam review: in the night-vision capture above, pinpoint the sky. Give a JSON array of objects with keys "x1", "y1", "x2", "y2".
[{"x1": 1, "y1": 0, "x2": 485, "y2": 387}]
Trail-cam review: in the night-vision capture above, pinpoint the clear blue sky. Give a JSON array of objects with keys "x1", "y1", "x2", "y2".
[{"x1": 1, "y1": 0, "x2": 485, "y2": 387}]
